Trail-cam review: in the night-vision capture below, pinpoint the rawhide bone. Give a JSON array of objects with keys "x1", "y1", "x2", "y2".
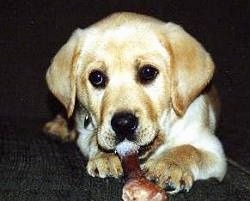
[{"x1": 116, "y1": 140, "x2": 168, "y2": 201}]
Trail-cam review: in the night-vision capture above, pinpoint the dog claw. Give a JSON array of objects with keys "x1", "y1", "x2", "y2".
[{"x1": 165, "y1": 182, "x2": 176, "y2": 192}]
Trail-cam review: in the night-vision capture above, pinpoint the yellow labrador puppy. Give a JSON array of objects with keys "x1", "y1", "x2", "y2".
[{"x1": 45, "y1": 12, "x2": 227, "y2": 193}]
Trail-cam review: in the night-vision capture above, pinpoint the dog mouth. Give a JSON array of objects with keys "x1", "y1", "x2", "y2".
[
  {"x1": 112, "y1": 129, "x2": 163, "y2": 161},
  {"x1": 97, "y1": 127, "x2": 159, "y2": 153},
  {"x1": 138, "y1": 131, "x2": 164, "y2": 160}
]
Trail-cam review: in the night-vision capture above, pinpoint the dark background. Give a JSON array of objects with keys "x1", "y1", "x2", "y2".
[{"x1": 0, "y1": 1, "x2": 250, "y2": 201}]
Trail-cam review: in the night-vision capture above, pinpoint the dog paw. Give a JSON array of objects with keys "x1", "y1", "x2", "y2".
[
  {"x1": 43, "y1": 115, "x2": 76, "y2": 141},
  {"x1": 87, "y1": 152, "x2": 123, "y2": 178},
  {"x1": 143, "y1": 158, "x2": 193, "y2": 194}
]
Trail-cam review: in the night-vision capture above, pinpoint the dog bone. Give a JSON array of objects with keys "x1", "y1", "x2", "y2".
[{"x1": 116, "y1": 141, "x2": 168, "y2": 201}]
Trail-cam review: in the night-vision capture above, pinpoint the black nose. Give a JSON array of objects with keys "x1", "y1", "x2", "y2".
[{"x1": 111, "y1": 112, "x2": 138, "y2": 141}]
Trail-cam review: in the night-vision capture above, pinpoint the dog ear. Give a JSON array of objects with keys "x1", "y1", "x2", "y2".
[
  {"x1": 164, "y1": 23, "x2": 215, "y2": 116},
  {"x1": 46, "y1": 29, "x2": 83, "y2": 117}
]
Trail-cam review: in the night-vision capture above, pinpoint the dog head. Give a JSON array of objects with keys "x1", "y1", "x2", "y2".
[{"x1": 46, "y1": 12, "x2": 214, "y2": 150}]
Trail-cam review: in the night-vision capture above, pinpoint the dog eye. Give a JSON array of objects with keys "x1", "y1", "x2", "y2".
[
  {"x1": 89, "y1": 70, "x2": 107, "y2": 88},
  {"x1": 138, "y1": 65, "x2": 159, "y2": 84}
]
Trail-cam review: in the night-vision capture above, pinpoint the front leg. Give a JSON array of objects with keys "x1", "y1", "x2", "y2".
[
  {"x1": 87, "y1": 151, "x2": 123, "y2": 178},
  {"x1": 77, "y1": 130, "x2": 123, "y2": 179},
  {"x1": 143, "y1": 145, "x2": 212, "y2": 194}
]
